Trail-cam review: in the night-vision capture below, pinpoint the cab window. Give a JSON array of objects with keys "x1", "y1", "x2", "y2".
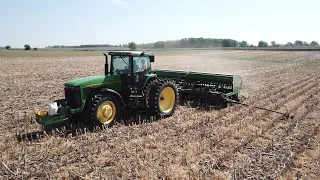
[
  {"x1": 133, "y1": 57, "x2": 150, "y2": 72},
  {"x1": 112, "y1": 56, "x2": 130, "y2": 74}
]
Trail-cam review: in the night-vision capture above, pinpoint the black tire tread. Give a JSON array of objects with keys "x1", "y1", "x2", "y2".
[
  {"x1": 144, "y1": 78, "x2": 159, "y2": 108},
  {"x1": 147, "y1": 79, "x2": 179, "y2": 116},
  {"x1": 87, "y1": 93, "x2": 122, "y2": 128}
]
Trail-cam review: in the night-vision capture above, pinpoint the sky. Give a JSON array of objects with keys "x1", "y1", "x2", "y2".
[{"x1": 1, "y1": 0, "x2": 319, "y2": 48}]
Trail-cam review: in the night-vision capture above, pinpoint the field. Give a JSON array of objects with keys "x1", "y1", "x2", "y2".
[{"x1": 0, "y1": 50, "x2": 319, "y2": 179}]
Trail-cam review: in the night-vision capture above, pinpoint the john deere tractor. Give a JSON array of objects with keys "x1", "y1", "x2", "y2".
[{"x1": 36, "y1": 51, "x2": 242, "y2": 130}]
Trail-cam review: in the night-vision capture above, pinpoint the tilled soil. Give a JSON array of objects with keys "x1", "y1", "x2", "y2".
[{"x1": 0, "y1": 50, "x2": 319, "y2": 179}]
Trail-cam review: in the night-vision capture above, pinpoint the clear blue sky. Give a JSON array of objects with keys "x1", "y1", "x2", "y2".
[{"x1": 1, "y1": 0, "x2": 319, "y2": 48}]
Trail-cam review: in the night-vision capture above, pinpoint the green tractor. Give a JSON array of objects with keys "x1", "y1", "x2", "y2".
[{"x1": 36, "y1": 51, "x2": 242, "y2": 130}]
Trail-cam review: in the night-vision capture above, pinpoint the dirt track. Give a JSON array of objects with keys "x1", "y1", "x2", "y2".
[{"x1": 0, "y1": 50, "x2": 319, "y2": 179}]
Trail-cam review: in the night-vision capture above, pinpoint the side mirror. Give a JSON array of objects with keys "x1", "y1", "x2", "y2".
[{"x1": 150, "y1": 56, "x2": 155, "y2": 62}]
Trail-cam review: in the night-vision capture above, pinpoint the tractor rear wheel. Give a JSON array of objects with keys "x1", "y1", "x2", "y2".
[
  {"x1": 87, "y1": 93, "x2": 122, "y2": 128},
  {"x1": 144, "y1": 78, "x2": 159, "y2": 109},
  {"x1": 148, "y1": 80, "x2": 178, "y2": 116}
]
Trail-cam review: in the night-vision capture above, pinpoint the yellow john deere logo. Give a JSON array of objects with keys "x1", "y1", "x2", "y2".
[{"x1": 85, "y1": 81, "x2": 121, "y2": 87}]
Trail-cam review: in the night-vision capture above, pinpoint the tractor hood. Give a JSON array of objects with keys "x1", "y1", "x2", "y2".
[{"x1": 64, "y1": 75, "x2": 121, "y2": 87}]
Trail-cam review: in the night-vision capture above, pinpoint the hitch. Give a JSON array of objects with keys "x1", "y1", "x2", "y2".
[{"x1": 224, "y1": 96, "x2": 290, "y2": 119}]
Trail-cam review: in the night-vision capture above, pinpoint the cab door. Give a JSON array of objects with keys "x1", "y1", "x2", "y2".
[{"x1": 133, "y1": 56, "x2": 151, "y2": 90}]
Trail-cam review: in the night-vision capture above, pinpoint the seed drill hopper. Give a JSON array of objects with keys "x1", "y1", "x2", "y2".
[{"x1": 153, "y1": 69, "x2": 242, "y2": 108}]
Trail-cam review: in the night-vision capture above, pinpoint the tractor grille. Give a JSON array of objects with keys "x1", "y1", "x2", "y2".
[{"x1": 64, "y1": 86, "x2": 81, "y2": 109}]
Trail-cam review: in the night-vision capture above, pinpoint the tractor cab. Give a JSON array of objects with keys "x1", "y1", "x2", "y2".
[
  {"x1": 105, "y1": 51, "x2": 156, "y2": 107},
  {"x1": 109, "y1": 51, "x2": 154, "y2": 75}
]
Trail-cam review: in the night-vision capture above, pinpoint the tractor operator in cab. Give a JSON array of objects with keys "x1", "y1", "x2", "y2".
[
  {"x1": 135, "y1": 58, "x2": 147, "y2": 72},
  {"x1": 141, "y1": 58, "x2": 147, "y2": 71}
]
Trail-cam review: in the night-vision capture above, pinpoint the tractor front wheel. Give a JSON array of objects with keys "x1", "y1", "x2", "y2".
[
  {"x1": 148, "y1": 80, "x2": 178, "y2": 117},
  {"x1": 88, "y1": 93, "x2": 122, "y2": 128}
]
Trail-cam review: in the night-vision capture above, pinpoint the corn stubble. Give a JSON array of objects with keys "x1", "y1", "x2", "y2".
[{"x1": 0, "y1": 51, "x2": 320, "y2": 179}]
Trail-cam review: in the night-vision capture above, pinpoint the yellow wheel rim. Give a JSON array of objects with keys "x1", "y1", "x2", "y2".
[
  {"x1": 159, "y1": 87, "x2": 176, "y2": 113},
  {"x1": 97, "y1": 101, "x2": 116, "y2": 124},
  {"x1": 37, "y1": 110, "x2": 48, "y2": 117}
]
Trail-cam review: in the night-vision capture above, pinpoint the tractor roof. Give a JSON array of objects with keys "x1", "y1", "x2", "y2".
[{"x1": 108, "y1": 51, "x2": 153, "y2": 57}]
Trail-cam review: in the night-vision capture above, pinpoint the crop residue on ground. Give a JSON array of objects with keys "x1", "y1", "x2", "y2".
[{"x1": 0, "y1": 50, "x2": 319, "y2": 179}]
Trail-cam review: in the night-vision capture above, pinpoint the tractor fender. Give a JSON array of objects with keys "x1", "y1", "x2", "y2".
[
  {"x1": 142, "y1": 74, "x2": 158, "y2": 88},
  {"x1": 100, "y1": 88, "x2": 125, "y2": 107}
]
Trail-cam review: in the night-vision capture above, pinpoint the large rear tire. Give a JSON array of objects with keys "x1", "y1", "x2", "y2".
[
  {"x1": 148, "y1": 80, "x2": 178, "y2": 117},
  {"x1": 87, "y1": 93, "x2": 122, "y2": 128},
  {"x1": 144, "y1": 78, "x2": 159, "y2": 109}
]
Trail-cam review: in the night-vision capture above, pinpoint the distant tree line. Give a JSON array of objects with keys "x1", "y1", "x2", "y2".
[
  {"x1": 138, "y1": 38, "x2": 320, "y2": 49},
  {"x1": 0, "y1": 44, "x2": 37, "y2": 50},
  {"x1": 139, "y1": 38, "x2": 245, "y2": 49},
  {"x1": 46, "y1": 44, "x2": 116, "y2": 48},
  {"x1": 258, "y1": 40, "x2": 320, "y2": 47},
  {"x1": 36, "y1": 39, "x2": 320, "y2": 50},
  {"x1": 139, "y1": 38, "x2": 251, "y2": 48}
]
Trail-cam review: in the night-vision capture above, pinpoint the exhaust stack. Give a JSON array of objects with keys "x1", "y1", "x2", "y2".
[{"x1": 103, "y1": 53, "x2": 109, "y2": 75}]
